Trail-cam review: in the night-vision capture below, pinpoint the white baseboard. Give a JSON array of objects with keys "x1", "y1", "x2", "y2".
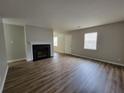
[
  {"x1": 8, "y1": 58, "x2": 26, "y2": 63},
  {"x1": 26, "y1": 58, "x2": 32, "y2": 62},
  {"x1": 70, "y1": 53, "x2": 124, "y2": 67},
  {"x1": 55, "y1": 50, "x2": 65, "y2": 53},
  {"x1": 0, "y1": 65, "x2": 8, "y2": 93}
]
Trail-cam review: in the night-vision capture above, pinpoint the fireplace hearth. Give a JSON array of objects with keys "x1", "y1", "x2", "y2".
[{"x1": 32, "y1": 44, "x2": 51, "y2": 61}]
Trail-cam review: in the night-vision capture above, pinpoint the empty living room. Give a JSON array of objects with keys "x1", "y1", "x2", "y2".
[{"x1": 0, "y1": 0, "x2": 124, "y2": 93}]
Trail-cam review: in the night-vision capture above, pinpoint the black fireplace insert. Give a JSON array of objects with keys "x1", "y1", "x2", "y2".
[{"x1": 32, "y1": 44, "x2": 51, "y2": 61}]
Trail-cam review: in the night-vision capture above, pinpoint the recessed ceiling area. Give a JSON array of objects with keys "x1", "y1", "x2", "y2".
[{"x1": 0, "y1": 0, "x2": 124, "y2": 31}]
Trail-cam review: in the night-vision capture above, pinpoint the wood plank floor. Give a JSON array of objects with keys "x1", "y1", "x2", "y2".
[{"x1": 3, "y1": 53, "x2": 124, "y2": 93}]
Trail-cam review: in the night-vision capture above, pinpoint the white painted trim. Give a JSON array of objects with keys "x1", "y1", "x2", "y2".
[
  {"x1": 29, "y1": 43, "x2": 53, "y2": 61},
  {"x1": 8, "y1": 58, "x2": 26, "y2": 63},
  {"x1": 26, "y1": 58, "x2": 32, "y2": 62},
  {"x1": 70, "y1": 53, "x2": 124, "y2": 67},
  {"x1": 55, "y1": 50, "x2": 65, "y2": 53},
  {"x1": 0, "y1": 65, "x2": 8, "y2": 93}
]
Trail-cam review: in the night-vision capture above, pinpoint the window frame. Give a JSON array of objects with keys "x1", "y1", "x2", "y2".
[{"x1": 84, "y1": 32, "x2": 98, "y2": 50}]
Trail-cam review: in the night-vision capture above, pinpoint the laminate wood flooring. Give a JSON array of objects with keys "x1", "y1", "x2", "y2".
[{"x1": 3, "y1": 53, "x2": 124, "y2": 93}]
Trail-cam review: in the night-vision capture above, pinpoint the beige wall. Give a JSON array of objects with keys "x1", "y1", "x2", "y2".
[
  {"x1": 54, "y1": 32, "x2": 65, "y2": 53},
  {"x1": 0, "y1": 17, "x2": 8, "y2": 93},
  {"x1": 67, "y1": 22, "x2": 124, "y2": 65},
  {"x1": 4, "y1": 24, "x2": 26, "y2": 62}
]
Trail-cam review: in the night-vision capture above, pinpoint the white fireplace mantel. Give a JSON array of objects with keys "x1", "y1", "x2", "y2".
[{"x1": 26, "y1": 41, "x2": 53, "y2": 62}]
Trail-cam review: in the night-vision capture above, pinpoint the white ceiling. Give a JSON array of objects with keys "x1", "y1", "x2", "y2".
[{"x1": 0, "y1": 0, "x2": 124, "y2": 31}]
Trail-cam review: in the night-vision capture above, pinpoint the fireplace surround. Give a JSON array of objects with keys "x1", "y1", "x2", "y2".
[{"x1": 32, "y1": 44, "x2": 51, "y2": 61}]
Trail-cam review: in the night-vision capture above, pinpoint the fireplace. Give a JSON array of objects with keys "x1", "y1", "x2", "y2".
[{"x1": 32, "y1": 44, "x2": 51, "y2": 61}]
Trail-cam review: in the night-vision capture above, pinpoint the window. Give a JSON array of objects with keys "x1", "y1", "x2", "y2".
[
  {"x1": 84, "y1": 32, "x2": 97, "y2": 50},
  {"x1": 54, "y1": 37, "x2": 58, "y2": 47}
]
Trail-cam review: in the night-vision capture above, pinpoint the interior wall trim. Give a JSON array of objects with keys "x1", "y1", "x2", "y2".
[
  {"x1": 55, "y1": 50, "x2": 65, "y2": 53},
  {"x1": 0, "y1": 65, "x2": 8, "y2": 93},
  {"x1": 70, "y1": 53, "x2": 124, "y2": 67},
  {"x1": 8, "y1": 58, "x2": 26, "y2": 63}
]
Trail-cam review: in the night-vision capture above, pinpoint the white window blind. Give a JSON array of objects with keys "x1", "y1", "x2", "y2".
[{"x1": 84, "y1": 32, "x2": 97, "y2": 50}]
